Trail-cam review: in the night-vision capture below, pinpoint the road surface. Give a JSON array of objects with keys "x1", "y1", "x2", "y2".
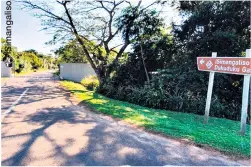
[{"x1": 1, "y1": 71, "x2": 250, "y2": 166}]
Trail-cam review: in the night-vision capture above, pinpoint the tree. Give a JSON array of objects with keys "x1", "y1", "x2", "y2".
[
  {"x1": 55, "y1": 40, "x2": 88, "y2": 63},
  {"x1": 19, "y1": 0, "x2": 165, "y2": 84},
  {"x1": 17, "y1": 52, "x2": 43, "y2": 71},
  {"x1": 1, "y1": 38, "x2": 55, "y2": 72},
  {"x1": 109, "y1": 34, "x2": 174, "y2": 87},
  {"x1": 115, "y1": 7, "x2": 164, "y2": 83},
  {"x1": 24, "y1": 49, "x2": 38, "y2": 55},
  {"x1": 174, "y1": 1, "x2": 250, "y2": 56},
  {"x1": 101, "y1": 1, "x2": 250, "y2": 122},
  {"x1": 169, "y1": 1, "x2": 250, "y2": 120}
]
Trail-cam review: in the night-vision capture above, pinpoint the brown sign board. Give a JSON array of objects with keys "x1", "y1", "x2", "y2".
[{"x1": 197, "y1": 57, "x2": 251, "y2": 75}]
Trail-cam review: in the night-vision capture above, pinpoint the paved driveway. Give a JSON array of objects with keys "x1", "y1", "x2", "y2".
[{"x1": 1, "y1": 71, "x2": 250, "y2": 166}]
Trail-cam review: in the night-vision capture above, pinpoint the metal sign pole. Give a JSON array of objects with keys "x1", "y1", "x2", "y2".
[
  {"x1": 204, "y1": 52, "x2": 217, "y2": 124},
  {"x1": 240, "y1": 49, "x2": 251, "y2": 135}
]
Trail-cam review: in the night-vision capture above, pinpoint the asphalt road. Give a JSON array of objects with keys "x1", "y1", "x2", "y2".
[{"x1": 1, "y1": 71, "x2": 250, "y2": 166}]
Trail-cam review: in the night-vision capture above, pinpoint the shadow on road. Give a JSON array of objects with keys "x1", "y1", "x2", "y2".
[
  {"x1": 2, "y1": 105, "x2": 239, "y2": 166},
  {"x1": 1, "y1": 74, "x2": 246, "y2": 166},
  {"x1": 2, "y1": 105, "x2": 171, "y2": 166}
]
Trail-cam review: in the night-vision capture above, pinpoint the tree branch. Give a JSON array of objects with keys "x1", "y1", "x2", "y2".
[
  {"x1": 20, "y1": 0, "x2": 71, "y2": 25},
  {"x1": 61, "y1": 2, "x2": 100, "y2": 77}
]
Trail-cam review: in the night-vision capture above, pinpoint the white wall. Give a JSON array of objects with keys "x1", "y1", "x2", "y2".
[
  {"x1": 60, "y1": 63, "x2": 96, "y2": 82},
  {"x1": 1, "y1": 61, "x2": 12, "y2": 77}
]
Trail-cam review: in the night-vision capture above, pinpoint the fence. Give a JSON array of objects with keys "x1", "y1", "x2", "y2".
[{"x1": 59, "y1": 63, "x2": 96, "y2": 82}]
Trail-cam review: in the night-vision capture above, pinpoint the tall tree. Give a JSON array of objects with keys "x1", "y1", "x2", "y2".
[
  {"x1": 19, "y1": 0, "x2": 164, "y2": 84},
  {"x1": 115, "y1": 7, "x2": 164, "y2": 83}
]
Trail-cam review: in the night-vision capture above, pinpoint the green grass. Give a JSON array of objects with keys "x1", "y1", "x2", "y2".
[{"x1": 61, "y1": 80, "x2": 251, "y2": 157}]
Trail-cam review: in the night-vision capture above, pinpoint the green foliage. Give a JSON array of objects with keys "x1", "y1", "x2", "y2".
[
  {"x1": 61, "y1": 80, "x2": 251, "y2": 157},
  {"x1": 81, "y1": 75, "x2": 99, "y2": 91},
  {"x1": 1, "y1": 38, "x2": 56, "y2": 73},
  {"x1": 106, "y1": 35, "x2": 174, "y2": 87},
  {"x1": 116, "y1": 6, "x2": 164, "y2": 41},
  {"x1": 16, "y1": 52, "x2": 43, "y2": 72},
  {"x1": 100, "y1": 62, "x2": 246, "y2": 121},
  {"x1": 24, "y1": 49, "x2": 38, "y2": 55},
  {"x1": 53, "y1": 70, "x2": 60, "y2": 76},
  {"x1": 175, "y1": 1, "x2": 250, "y2": 56},
  {"x1": 55, "y1": 40, "x2": 88, "y2": 64},
  {"x1": 98, "y1": 1, "x2": 250, "y2": 122},
  {"x1": 55, "y1": 39, "x2": 118, "y2": 67},
  {"x1": 170, "y1": 1, "x2": 250, "y2": 120},
  {"x1": 1, "y1": 38, "x2": 18, "y2": 67}
]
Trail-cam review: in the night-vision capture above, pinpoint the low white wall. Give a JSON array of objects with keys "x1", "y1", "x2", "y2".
[
  {"x1": 1, "y1": 61, "x2": 12, "y2": 77},
  {"x1": 60, "y1": 63, "x2": 96, "y2": 82}
]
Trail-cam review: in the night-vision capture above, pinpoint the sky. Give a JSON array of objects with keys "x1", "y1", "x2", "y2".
[
  {"x1": 1, "y1": 0, "x2": 59, "y2": 55},
  {"x1": 1, "y1": 0, "x2": 180, "y2": 56}
]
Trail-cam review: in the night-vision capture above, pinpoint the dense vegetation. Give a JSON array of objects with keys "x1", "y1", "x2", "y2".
[
  {"x1": 97, "y1": 1, "x2": 250, "y2": 122},
  {"x1": 54, "y1": 39, "x2": 118, "y2": 64},
  {"x1": 1, "y1": 38, "x2": 56, "y2": 73},
  {"x1": 22, "y1": 0, "x2": 250, "y2": 122}
]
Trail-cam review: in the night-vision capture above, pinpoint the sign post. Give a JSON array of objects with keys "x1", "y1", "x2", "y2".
[
  {"x1": 240, "y1": 49, "x2": 251, "y2": 135},
  {"x1": 204, "y1": 52, "x2": 217, "y2": 124},
  {"x1": 197, "y1": 50, "x2": 251, "y2": 135}
]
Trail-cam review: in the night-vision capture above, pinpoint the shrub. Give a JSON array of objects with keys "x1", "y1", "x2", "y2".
[
  {"x1": 81, "y1": 75, "x2": 99, "y2": 91},
  {"x1": 97, "y1": 68, "x2": 248, "y2": 122},
  {"x1": 53, "y1": 70, "x2": 60, "y2": 76}
]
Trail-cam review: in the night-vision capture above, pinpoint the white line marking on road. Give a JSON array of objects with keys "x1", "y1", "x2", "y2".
[{"x1": 2, "y1": 88, "x2": 29, "y2": 119}]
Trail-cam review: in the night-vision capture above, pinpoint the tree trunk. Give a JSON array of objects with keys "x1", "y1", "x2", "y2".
[
  {"x1": 62, "y1": 2, "x2": 102, "y2": 83},
  {"x1": 139, "y1": 41, "x2": 150, "y2": 83}
]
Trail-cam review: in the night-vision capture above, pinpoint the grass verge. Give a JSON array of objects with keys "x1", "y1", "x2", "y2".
[{"x1": 61, "y1": 80, "x2": 250, "y2": 157}]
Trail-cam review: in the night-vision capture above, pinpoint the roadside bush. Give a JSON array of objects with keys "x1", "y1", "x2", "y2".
[
  {"x1": 96, "y1": 1, "x2": 249, "y2": 122},
  {"x1": 97, "y1": 67, "x2": 248, "y2": 122},
  {"x1": 53, "y1": 70, "x2": 60, "y2": 76},
  {"x1": 81, "y1": 75, "x2": 99, "y2": 91}
]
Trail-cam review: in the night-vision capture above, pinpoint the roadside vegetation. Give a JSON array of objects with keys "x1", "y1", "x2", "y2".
[
  {"x1": 95, "y1": 1, "x2": 250, "y2": 122},
  {"x1": 1, "y1": 38, "x2": 56, "y2": 74},
  {"x1": 20, "y1": 0, "x2": 250, "y2": 157},
  {"x1": 23, "y1": 0, "x2": 250, "y2": 123},
  {"x1": 53, "y1": 70, "x2": 60, "y2": 77},
  {"x1": 61, "y1": 80, "x2": 250, "y2": 157},
  {"x1": 81, "y1": 76, "x2": 100, "y2": 91}
]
